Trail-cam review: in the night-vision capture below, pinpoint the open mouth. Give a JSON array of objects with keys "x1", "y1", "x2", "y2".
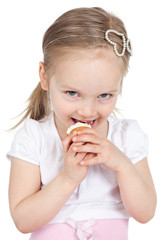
[{"x1": 71, "y1": 118, "x2": 96, "y2": 127}]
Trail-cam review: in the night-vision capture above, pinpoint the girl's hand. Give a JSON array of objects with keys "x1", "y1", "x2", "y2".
[
  {"x1": 71, "y1": 128, "x2": 130, "y2": 172},
  {"x1": 61, "y1": 131, "x2": 89, "y2": 186}
]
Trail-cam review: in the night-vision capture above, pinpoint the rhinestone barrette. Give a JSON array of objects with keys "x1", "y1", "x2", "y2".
[{"x1": 105, "y1": 29, "x2": 132, "y2": 57}]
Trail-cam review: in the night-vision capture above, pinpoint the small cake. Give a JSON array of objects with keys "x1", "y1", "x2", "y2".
[{"x1": 67, "y1": 122, "x2": 91, "y2": 135}]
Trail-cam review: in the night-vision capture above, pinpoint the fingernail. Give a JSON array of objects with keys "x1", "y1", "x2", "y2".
[
  {"x1": 80, "y1": 161, "x2": 85, "y2": 165},
  {"x1": 73, "y1": 131, "x2": 78, "y2": 135},
  {"x1": 72, "y1": 137, "x2": 77, "y2": 141},
  {"x1": 73, "y1": 146, "x2": 77, "y2": 151}
]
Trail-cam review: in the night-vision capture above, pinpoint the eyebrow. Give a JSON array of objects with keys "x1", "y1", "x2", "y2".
[
  {"x1": 60, "y1": 83, "x2": 119, "y2": 92},
  {"x1": 60, "y1": 86, "x2": 119, "y2": 96},
  {"x1": 105, "y1": 89, "x2": 119, "y2": 94},
  {"x1": 59, "y1": 84, "x2": 81, "y2": 92}
]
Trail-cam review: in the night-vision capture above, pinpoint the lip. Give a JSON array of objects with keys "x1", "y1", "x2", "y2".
[{"x1": 71, "y1": 118, "x2": 96, "y2": 128}]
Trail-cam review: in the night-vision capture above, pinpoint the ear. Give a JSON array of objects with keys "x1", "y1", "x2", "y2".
[{"x1": 39, "y1": 62, "x2": 48, "y2": 91}]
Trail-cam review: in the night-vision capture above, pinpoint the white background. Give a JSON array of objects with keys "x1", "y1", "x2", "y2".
[{"x1": 0, "y1": 0, "x2": 159, "y2": 239}]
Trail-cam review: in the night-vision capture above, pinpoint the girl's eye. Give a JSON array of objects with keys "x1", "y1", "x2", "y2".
[
  {"x1": 67, "y1": 91, "x2": 78, "y2": 97},
  {"x1": 99, "y1": 93, "x2": 111, "y2": 99}
]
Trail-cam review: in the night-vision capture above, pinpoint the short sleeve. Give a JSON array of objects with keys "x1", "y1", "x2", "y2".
[
  {"x1": 121, "y1": 120, "x2": 149, "y2": 164},
  {"x1": 7, "y1": 119, "x2": 41, "y2": 165}
]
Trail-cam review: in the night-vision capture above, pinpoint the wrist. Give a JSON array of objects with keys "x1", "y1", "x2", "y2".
[
  {"x1": 59, "y1": 172, "x2": 78, "y2": 190},
  {"x1": 115, "y1": 156, "x2": 133, "y2": 175}
]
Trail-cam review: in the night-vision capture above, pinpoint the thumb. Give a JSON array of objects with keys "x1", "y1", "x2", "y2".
[{"x1": 62, "y1": 131, "x2": 78, "y2": 152}]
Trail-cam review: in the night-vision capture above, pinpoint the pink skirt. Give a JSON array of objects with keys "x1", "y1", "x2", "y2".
[{"x1": 29, "y1": 219, "x2": 128, "y2": 240}]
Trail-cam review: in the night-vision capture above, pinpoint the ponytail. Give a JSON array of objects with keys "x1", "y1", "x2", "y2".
[{"x1": 10, "y1": 82, "x2": 50, "y2": 130}]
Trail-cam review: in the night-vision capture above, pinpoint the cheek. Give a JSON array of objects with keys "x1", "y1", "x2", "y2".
[
  {"x1": 51, "y1": 94, "x2": 75, "y2": 117},
  {"x1": 99, "y1": 99, "x2": 118, "y2": 117}
]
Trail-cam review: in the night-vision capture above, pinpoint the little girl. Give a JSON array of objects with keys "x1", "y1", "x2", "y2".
[{"x1": 8, "y1": 7, "x2": 156, "y2": 240}]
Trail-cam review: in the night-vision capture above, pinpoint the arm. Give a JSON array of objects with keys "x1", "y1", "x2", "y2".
[
  {"x1": 71, "y1": 128, "x2": 157, "y2": 223},
  {"x1": 9, "y1": 157, "x2": 77, "y2": 233},
  {"x1": 116, "y1": 157, "x2": 157, "y2": 223},
  {"x1": 9, "y1": 132, "x2": 88, "y2": 233}
]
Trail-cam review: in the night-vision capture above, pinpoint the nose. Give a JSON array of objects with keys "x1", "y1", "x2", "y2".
[{"x1": 77, "y1": 100, "x2": 97, "y2": 119}]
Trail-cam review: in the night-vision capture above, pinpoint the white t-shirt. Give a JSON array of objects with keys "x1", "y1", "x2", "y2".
[{"x1": 7, "y1": 112, "x2": 149, "y2": 223}]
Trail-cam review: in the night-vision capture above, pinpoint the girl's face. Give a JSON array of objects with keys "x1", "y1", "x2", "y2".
[{"x1": 40, "y1": 48, "x2": 123, "y2": 139}]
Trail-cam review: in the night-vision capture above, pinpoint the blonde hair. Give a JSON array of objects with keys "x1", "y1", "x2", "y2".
[{"x1": 12, "y1": 7, "x2": 131, "y2": 129}]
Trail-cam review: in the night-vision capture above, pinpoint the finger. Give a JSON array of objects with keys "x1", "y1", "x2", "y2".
[
  {"x1": 77, "y1": 127, "x2": 100, "y2": 136},
  {"x1": 76, "y1": 152, "x2": 88, "y2": 163},
  {"x1": 68, "y1": 142, "x2": 85, "y2": 157},
  {"x1": 72, "y1": 143, "x2": 101, "y2": 154},
  {"x1": 62, "y1": 131, "x2": 78, "y2": 152},
  {"x1": 80, "y1": 156, "x2": 101, "y2": 166},
  {"x1": 84, "y1": 153, "x2": 96, "y2": 160},
  {"x1": 72, "y1": 134, "x2": 101, "y2": 145}
]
